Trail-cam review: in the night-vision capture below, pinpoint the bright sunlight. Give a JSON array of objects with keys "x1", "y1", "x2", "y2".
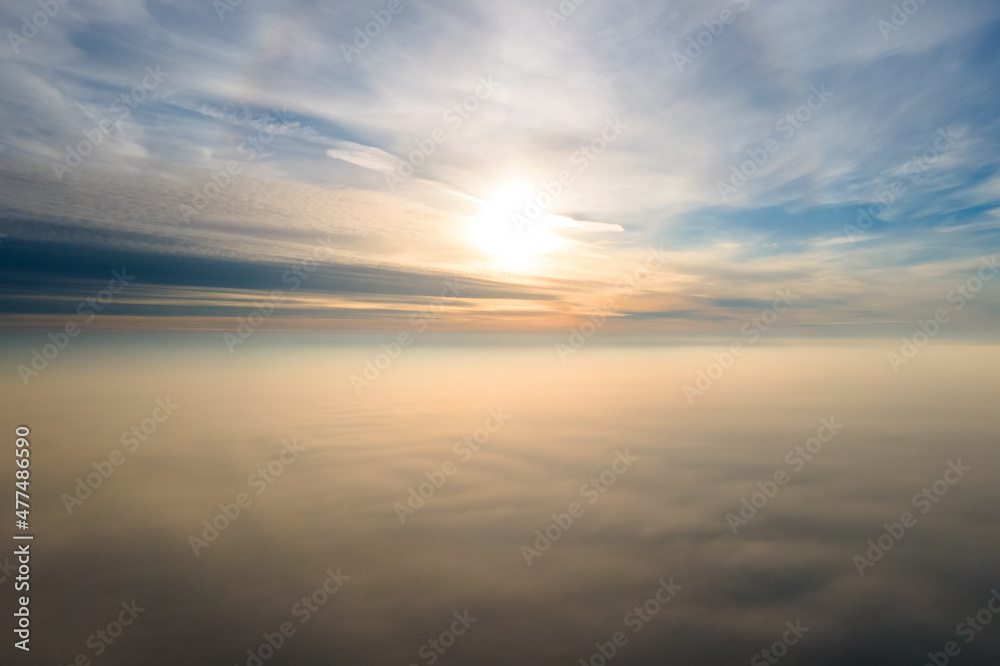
[{"x1": 469, "y1": 182, "x2": 565, "y2": 269}]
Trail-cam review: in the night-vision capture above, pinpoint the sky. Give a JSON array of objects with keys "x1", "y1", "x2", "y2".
[{"x1": 1, "y1": 0, "x2": 999, "y2": 337}]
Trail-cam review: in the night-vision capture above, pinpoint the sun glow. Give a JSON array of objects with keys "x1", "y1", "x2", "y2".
[{"x1": 469, "y1": 182, "x2": 565, "y2": 269}]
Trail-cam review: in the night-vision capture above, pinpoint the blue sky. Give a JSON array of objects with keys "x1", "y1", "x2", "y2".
[{"x1": 1, "y1": 0, "x2": 999, "y2": 336}]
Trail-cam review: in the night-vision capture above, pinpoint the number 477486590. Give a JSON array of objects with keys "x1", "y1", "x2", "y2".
[{"x1": 15, "y1": 426, "x2": 30, "y2": 525}]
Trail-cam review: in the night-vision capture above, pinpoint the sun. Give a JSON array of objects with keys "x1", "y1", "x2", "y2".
[{"x1": 468, "y1": 182, "x2": 564, "y2": 269}]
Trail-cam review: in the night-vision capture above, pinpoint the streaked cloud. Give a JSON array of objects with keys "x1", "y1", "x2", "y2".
[{"x1": 0, "y1": 0, "x2": 998, "y2": 335}]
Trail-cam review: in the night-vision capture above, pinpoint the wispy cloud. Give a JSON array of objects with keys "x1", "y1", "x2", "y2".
[
  {"x1": 0, "y1": 0, "x2": 998, "y2": 334},
  {"x1": 324, "y1": 141, "x2": 405, "y2": 173}
]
